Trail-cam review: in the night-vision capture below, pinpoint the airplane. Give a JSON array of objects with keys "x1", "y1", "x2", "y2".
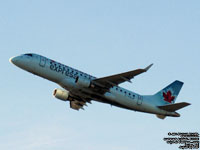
[{"x1": 9, "y1": 53, "x2": 190, "y2": 119}]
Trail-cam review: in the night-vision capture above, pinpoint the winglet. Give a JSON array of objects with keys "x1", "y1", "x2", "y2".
[{"x1": 144, "y1": 63, "x2": 153, "y2": 71}]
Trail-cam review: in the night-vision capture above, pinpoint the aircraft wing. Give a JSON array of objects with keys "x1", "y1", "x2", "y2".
[{"x1": 92, "y1": 64, "x2": 153, "y2": 89}]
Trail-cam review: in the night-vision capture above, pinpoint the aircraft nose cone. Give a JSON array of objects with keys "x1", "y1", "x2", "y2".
[
  {"x1": 9, "y1": 56, "x2": 19, "y2": 65},
  {"x1": 9, "y1": 57, "x2": 15, "y2": 64}
]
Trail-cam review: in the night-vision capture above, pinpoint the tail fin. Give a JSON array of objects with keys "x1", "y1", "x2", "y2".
[
  {"x1": 152, "y1": 80, "x2": 184, "y2": 106},
  {"x1": 145, "y1": 80, "x2": 191, "y2": 119}
]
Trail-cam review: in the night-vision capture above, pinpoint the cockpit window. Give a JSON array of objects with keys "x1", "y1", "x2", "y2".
[{"x1": 25, "y1": 54, "x2": 33, "y2": 57}]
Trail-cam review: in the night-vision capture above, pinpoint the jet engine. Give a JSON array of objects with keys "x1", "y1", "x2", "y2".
[
  {"x1": 53, "y1": 88, "x2": 69, "y2": 101},
  {"x1": 76, "y1": 76, "x2": 91, "y2": 88}
]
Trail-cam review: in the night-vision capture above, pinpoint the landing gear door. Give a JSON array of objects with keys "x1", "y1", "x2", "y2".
[{"x1": 39, "y1": 56, "x2": 46, "y2": 67}]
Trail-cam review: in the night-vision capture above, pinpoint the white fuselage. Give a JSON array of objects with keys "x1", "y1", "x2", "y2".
[{"x1": 10, "y1": 54, "x2": 179, "y2": 117}]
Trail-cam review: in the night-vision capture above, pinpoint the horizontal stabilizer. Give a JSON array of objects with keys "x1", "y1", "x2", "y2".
[{"x1": 158, "y1": 102, "x2": 191, "y2": 112}]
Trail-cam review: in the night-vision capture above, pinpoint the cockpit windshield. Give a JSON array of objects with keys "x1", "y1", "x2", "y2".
[{"x1": 25, "y1": 54, "x2": 33, "y2": 57}]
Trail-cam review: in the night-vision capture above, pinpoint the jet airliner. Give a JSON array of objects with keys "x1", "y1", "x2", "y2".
[{"x1": 9, "y1": 53, "x2": 190, "y2": 119}]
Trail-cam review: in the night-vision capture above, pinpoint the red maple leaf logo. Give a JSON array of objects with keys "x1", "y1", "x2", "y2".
[{"x1": 163, "y1": 91, "x2": 175, "y2": 103}]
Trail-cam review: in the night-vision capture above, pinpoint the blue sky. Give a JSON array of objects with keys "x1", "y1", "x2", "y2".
[{"x1": 0, "y1": 0, "x2": 200, "y2": 149}]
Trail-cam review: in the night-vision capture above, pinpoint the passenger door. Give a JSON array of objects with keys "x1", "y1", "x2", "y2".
[
  {"x1": 39, "y1": 56, "x2": 46, "y2": 67},
  {"x1": 137, "y1": 95, "x2": 143, "y2": 105}
]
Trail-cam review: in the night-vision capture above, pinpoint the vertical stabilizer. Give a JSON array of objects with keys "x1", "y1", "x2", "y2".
[{"x1": 150, "y1": 80, "x2": 184, "y2": 106}]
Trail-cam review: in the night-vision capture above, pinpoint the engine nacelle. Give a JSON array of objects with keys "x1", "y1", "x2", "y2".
[
  {"x1": 53, "y1": 88, "x2": 69, "y2": 101},
  {"x1": 76, "y1": 76, "x2": 91, "y2": 88}
]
